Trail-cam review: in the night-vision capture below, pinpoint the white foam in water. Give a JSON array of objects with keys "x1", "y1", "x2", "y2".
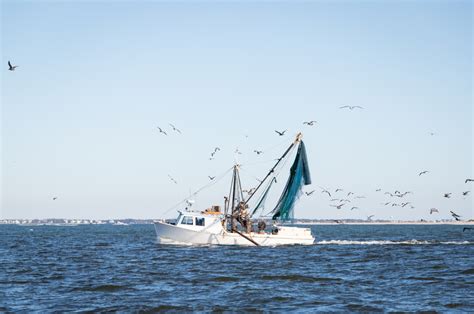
[
  {"x1": 439, "y1": 241, "x2": 472, "y2": 245},
  {"x1": 316, "y1": 240, "x2": 473, "y2": 245}
]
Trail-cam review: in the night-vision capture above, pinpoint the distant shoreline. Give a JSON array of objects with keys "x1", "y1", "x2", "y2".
[
  {"x1": 294, "y1": 221, "x2": 474, "y2": 225},
  {"x1": 1, "y1": 218, "x2": 473, "y2": 226}
]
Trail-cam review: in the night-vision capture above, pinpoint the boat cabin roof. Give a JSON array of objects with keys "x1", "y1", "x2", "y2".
[{"x1": 177, "y1": 210, "x2": 222, "y2": 218}]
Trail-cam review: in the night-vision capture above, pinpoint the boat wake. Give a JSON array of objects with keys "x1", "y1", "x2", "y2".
[{"x1": 317, "y1": 240, "x2": 473, "y2": 245}]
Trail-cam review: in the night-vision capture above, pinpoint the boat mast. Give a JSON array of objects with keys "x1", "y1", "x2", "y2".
[
  {"x1": 244, "y1": 133, "x2": 303, "y2": 206},
  {"x1": 224, "y1": 166, "x2": 235, "y2": 229},
  {"x1": 227, "y1": 164, "x2": 247, "y2": 233},
  {"x1": 230, "y1": 165, "x2": 237, "y2": 232}
]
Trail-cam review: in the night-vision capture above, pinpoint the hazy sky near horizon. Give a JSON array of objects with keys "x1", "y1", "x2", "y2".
[{"x1": 1, "y1": 0, "x2": 472, "y2": 220}]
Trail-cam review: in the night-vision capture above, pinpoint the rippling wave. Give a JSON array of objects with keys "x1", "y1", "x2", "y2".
[
  {"x1": 317, "y1": 239, "x2": 473, "y2": 245},
  {"x1": 1, "y1": 224, "x2": 473, "y2": 312}
]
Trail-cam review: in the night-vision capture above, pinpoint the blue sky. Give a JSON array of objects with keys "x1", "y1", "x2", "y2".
[{"x1": 1, "y1": 0, "x2": 472, "y2": 220}]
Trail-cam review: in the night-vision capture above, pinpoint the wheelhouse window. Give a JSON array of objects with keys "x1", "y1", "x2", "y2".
[
  {"x1": 181, "y1": 216, "x2": 193, "y2": 225},
  {"x1": 195, "y1": 217, "x2": 205, "y2": 226}
]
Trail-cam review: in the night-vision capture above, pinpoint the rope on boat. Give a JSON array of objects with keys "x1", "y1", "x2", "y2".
[
  {"x1": 239, "y1": 144, "x2": 297, "y2": 219},
  {"x1": 158, "y1": 166, "x2": 234, "y2": 217},
  {"x1": 157, "y1": 136, "x2": 296, "y2": 218}
]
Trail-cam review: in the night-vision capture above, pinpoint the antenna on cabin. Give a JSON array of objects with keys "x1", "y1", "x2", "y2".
[{"x1": 185, "y1": 199, "x2": 195, "y2": 211}]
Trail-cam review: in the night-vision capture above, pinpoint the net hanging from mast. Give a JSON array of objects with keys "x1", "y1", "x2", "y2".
[{"x1": 271, "y1": 141, "x2": 311, "y2": 221}]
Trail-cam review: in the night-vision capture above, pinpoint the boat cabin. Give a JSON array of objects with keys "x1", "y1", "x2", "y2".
[{"x1": 175, "y1": 210, "x2": 223, "y2": 233}]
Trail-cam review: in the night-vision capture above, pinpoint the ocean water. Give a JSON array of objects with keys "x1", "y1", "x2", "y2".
[{"x1": 1, "y1": 224, "x2": 473, "y2": 312}]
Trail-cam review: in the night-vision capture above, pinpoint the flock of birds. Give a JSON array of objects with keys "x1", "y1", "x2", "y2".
[
  {"x1": 8, "y1": 61, "x2": 472, "y2": 227},
  {"x1": 154, "y1": 118, "x2": 323, "y2": 184},
  {"x1": 152, "y1": 111, "x2": 472, "y2": 225},
  {"x1": 157, "y1": 124, "x2": 181, "y2": 136},
  {"x1": 302, "y1": 174, "x2": 472, "y2": 223}
]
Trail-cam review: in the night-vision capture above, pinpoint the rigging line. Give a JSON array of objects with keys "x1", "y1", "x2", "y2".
[
  {"x1": 241, "y1": 158, "x2": 281, "y2": 167},
  {"x1": 239, "y1": 167, "x2": 273, "y2": 194},
  {"x1": 238, "y1": 170, "x2": 276, "y2": 206},
  {"x1": 260, "y1": 147, "x2": 297, "y2": 218},
  {"x1": 238, "y1": 167, "x2": 262, "y2": 184},
  {"x1": 240, "y1": 144, "x2": 296, "y2": 185},
  {"x1": 238, "y1": 167, "x2": 277, "y2": 194},
  {"x1": 244, "y1": 141, "x2": 298, "y2": 205},
  {"x1": 191, "y1": 166, "x2": 233, "y2": 197},
  {"x1": 252, "y1": 146, "x2": 296, "y2": 218},
  {"x1": 252, "y1": 177, "x2": 276, "y2": 218},
  {"x1": 158, "y1": 166, "x2": 234, "y2": 217},
  {"x1": 238, "y1": 138, "x2": 290, "y2": 167},
  {"x1": 238, "y1": 131, "x2": 287, "y2": 153},
  {"x1": 260, "y1": 136, "x2": 292, "y2": 155},
  {"x1": 274, "y1": 145, "x2": 296, "y2": 177},
  {"x1": 261, "y1": 208, "x2": 277, "y2": 218}
]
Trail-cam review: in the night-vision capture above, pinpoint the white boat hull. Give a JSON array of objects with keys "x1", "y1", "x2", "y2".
[{"x1": 154, "y1": 221, "x2": 315, "y2": 246}]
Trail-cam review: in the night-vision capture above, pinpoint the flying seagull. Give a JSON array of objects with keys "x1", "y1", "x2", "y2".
[
  {"x1": 8, "y1": 61, "x2": 18, "y2": 71},
  {"x1": 330, "y1": 204, "x2": 345, "y2": 209},
  {"x1": 208, "y1": 176, "x2": 215, "y2": 180},
  {"x1": 254, "y1": 150, "x2": 263, "y2": 155},
  {"x1": 303, "y1": 121, "x2": 317, "y2": 126},
  {"x1": 168, "y1": 175, "x2": 178, "y2": 184},
  {"x1": 401, "y1": 202, "x2": 410, "y2": 208},
  {"x1": 462, "y1": 191, "x2": 470, "y2": 196},
  {"x1": 52, "y1": 197, "x2": 58, "y2": 201},
  {"x1": 350, "y1": 206, "x2": 358, "y2": 210},
  {"x1": 210, "y1": 147, "x2": 221, "y2": 157},
  {"x1": 340, "y1": 105, "x2": 364, "y2": 110},
  {"x1": 367, "y1": 215, "x2": 375, "y2": 221},
  {"x1": 466, "y1": 179, "x2": 474, "y2": 183},
  {"x1": 243, "y1": 188, "x2": 256, "y2": 195},
  {"x1": 347, "y1": 192, "x2": 354, "y2": 197},
  {"x1": 444, "y1": 193, "x2": 452, "y2": 198},
  {"x1": 321, "y1": 189, "x2": 331, "y2": 197},
  {"x1": 275, "y1": 130, "x2": 287, "y2": 136},
  {"x1": 376, "y1": 188, "x2": 382, "y2": 192},
  {"x1": 305, "y1": 190, "x2": 315, "y2": 196},
  {"x1": 418, "y1": 170, "x2": 429, "y2": 176},
  {"x1": 335, "y1": 188, "x2": 343, "y2": 193},
  {"x1": 157, "y1": 127, "x2": 167, "y2": 135},
  {"x1": 430, "y1": 208, "x2": 439, "y2": 214},
  {"x1": 450, "y1": 210, "x2": 461, "y2": 221},
  {"x1": 169, "y1": 123, "x2": 182, "y2": 134}
]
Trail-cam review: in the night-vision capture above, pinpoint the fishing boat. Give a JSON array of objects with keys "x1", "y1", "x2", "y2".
[{"x1": 154, "y1": 133, "x2": 314, "y2": 246}]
